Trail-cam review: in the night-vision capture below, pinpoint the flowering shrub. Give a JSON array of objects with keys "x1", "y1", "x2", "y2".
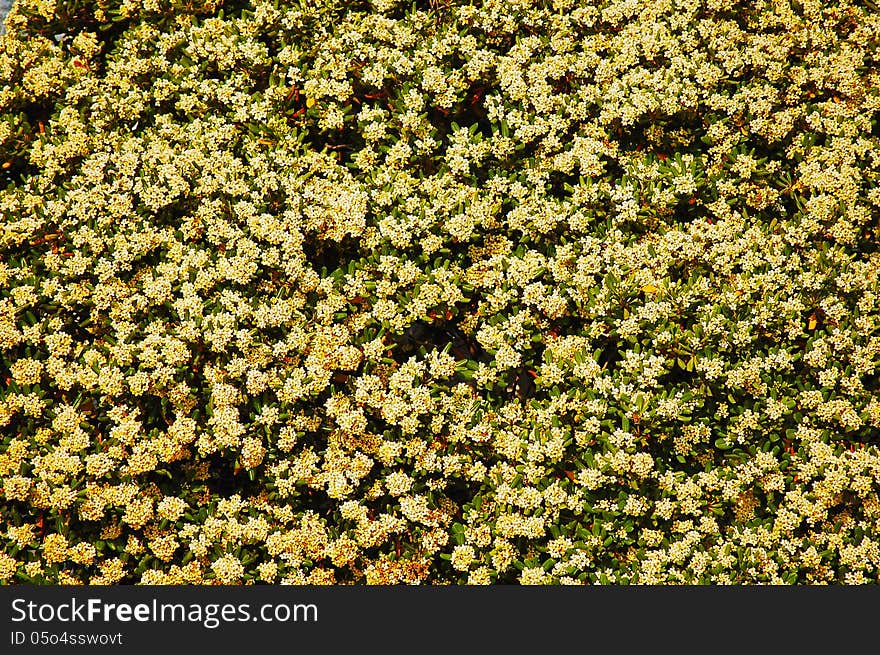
[{"x1": 1, "y1": 0, "x2": 880, "y2": 585}]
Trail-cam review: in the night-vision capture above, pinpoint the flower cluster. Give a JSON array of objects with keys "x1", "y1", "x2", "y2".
[{"x1": 1, "y1": 0, "x2": 880, "y2": 585}]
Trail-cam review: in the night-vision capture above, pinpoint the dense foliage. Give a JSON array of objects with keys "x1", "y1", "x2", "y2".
[{"x1": 1, "y1": 0, "x2": 880, "y2": 584}]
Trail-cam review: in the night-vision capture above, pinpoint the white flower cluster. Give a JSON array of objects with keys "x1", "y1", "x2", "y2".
[{"x1": 0, "y1": 0, "x2": 879, "y2": 586}]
